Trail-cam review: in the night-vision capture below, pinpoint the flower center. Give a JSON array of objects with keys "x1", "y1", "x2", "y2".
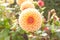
[{"x1": 27, "y1": 16, "x2": 34, "y2": 24}]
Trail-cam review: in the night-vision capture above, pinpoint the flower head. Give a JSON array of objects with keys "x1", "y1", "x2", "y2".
[
  {"x1": 19, "y1": 8, "x2": 42, "y2": 32},
  {"x1": 16, "y1": 0, "x2": 33, "y2": 5},
  {"x1": 38, "y1": 0, "x2": 44, "y2": 7},
  {"x1": 20, "y1": 1, "x2": 35, "y2": 11}
]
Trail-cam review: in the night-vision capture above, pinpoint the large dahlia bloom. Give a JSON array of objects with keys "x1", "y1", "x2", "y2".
[
  {"x1": 16, "y1": 0, "x2": 33, "y2": 5},
  {"x1": 19, "y1": 8, "x2": 42, "y2": 32},
  {"x1": 20, "y1": 1, "x2": 35, "y2": 11}
]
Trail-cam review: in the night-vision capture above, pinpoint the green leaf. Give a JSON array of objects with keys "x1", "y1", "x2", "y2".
[
  {"x1": 3, "y1": 18, "x2": 11, "y2": 29},
  {"x1": 55, "y1": 21, "x2": 60, "y2": 26},
  {"x1": 0, "y1": 29, "x2": 10, "y2": 40},
  {"x1": 11, "y1": 31, "x2": 25, "y2": 40},
  {"x1": 41, "y1": 7, "x2": 46, "y2": 11},
  {"x1": 33, "y1": 2, "x2": 39, "y2": 9}
]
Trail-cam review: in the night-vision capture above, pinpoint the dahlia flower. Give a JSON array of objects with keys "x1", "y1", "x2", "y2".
[
  {"x1": 16, "y1": 0, "x2": 33, "y2": 5},
  {"x1": 19, "y1": 8, "x2": 42, "y2": 32},
  {"x1": 20, "y1": 1, "x2": 35, "y2": 11}
]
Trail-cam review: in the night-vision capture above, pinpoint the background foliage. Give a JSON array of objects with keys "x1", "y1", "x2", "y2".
[
  {"x1": 44, "y1": 0, "x2": 60, "y2": 18},
  {"x1": 34, "y1": 0, "x2": 60, "y2": 18}
]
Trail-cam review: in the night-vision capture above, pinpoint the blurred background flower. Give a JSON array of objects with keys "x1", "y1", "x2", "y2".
[
  {"x1": 20, "y1": 1, "x2": 35, "y2": 11},
  {"x1": 38, "y1": 0, "x2": 44, "y2": 7},
  {"x1": 16, "y1": 0, "x2": 33, "y2": 6}
]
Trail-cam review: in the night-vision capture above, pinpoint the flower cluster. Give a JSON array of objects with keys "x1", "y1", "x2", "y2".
[{"x1": 18, "y1": 0, "x2": 43, "y2": 32}]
